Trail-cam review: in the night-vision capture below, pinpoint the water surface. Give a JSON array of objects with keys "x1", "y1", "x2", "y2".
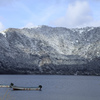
[{"x1": 0, "y1": 75, "x2": 100, "y2": 100}]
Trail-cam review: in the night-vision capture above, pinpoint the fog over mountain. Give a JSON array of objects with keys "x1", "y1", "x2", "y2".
[{"x1": 0, "y1": 25, "x2": 100, "y2": 75}]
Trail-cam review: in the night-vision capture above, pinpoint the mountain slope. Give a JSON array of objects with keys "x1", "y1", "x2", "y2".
[{"x1": 0, "y1": 25, "x2": 100, "y2": 75}]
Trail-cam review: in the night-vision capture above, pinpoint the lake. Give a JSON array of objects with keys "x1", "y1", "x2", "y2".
[{"x1": 0, "y1": 75, "x2": 100, "y2": 100}]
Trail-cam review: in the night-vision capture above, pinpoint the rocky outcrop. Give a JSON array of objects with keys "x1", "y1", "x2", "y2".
[{"x1": 0, "y1": 25, "x2": 100, "y2": 75}]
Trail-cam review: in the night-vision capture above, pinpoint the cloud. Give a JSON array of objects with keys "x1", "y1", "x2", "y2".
[
  {"x1": 23, "y1": 22, "x2": 35, "y2": 28},
  {"x1": 86, "y1": 20, "x2": 100, "y2": 27},
  {"x1": 53, "y1": 1, "x2": 93, "y2": 28},
  {"x1": 0, "y1": 22, "x2": 5, "y2": 31}
]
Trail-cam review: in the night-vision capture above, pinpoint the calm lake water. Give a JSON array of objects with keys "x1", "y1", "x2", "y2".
[{"x1": 0, "y1": 75, "x2": 100, "y2": 100}]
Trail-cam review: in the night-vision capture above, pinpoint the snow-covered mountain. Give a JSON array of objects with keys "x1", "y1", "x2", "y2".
[{"x1": 0, "y1": 25, "x2": 100, "y2": 75}]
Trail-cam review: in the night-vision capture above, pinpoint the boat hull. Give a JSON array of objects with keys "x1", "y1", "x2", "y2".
[
  {"x1": 0, "y1": 85, "x2": 10, "y2": 88},
  {"x1": 12, "y1": 86, "x2": 41, "y2": 91}
]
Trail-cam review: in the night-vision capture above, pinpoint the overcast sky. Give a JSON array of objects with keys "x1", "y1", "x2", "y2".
[{"x1": 0, "y1": 0, "x2": 100, "y2": 31}]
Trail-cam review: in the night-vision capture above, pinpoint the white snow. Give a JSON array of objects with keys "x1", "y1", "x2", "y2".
[{"x1": 0, "y1": 31, "x2": 6, "y2": 37}]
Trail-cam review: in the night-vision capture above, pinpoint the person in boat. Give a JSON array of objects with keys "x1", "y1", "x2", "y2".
[
  {"x1": 39, "y1": 85, "x2": 42, "y2": 91},
  {"x1": 10, "y1": 83, "x2": 14, "y2": 87}
]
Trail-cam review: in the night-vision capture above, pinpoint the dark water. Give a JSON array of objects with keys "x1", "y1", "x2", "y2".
[{"x1": 0, "y1": 75, "x2": 100, "y2": 100}]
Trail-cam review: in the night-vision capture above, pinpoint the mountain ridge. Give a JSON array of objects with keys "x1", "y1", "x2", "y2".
[{"x1": 0, "y1": 25, "x2": 100, "y2": 75}]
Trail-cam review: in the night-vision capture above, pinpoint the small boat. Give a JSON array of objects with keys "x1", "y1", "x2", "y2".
[
  {"x1": 11, "y1": 85, "x2": 42, "y2": 91},
  {"x1": 0, "y1": 83, "x2": 14, "y2": 88},
  {"x1": 0, "y1": 84, "x2": 10, "y2": 88}
]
